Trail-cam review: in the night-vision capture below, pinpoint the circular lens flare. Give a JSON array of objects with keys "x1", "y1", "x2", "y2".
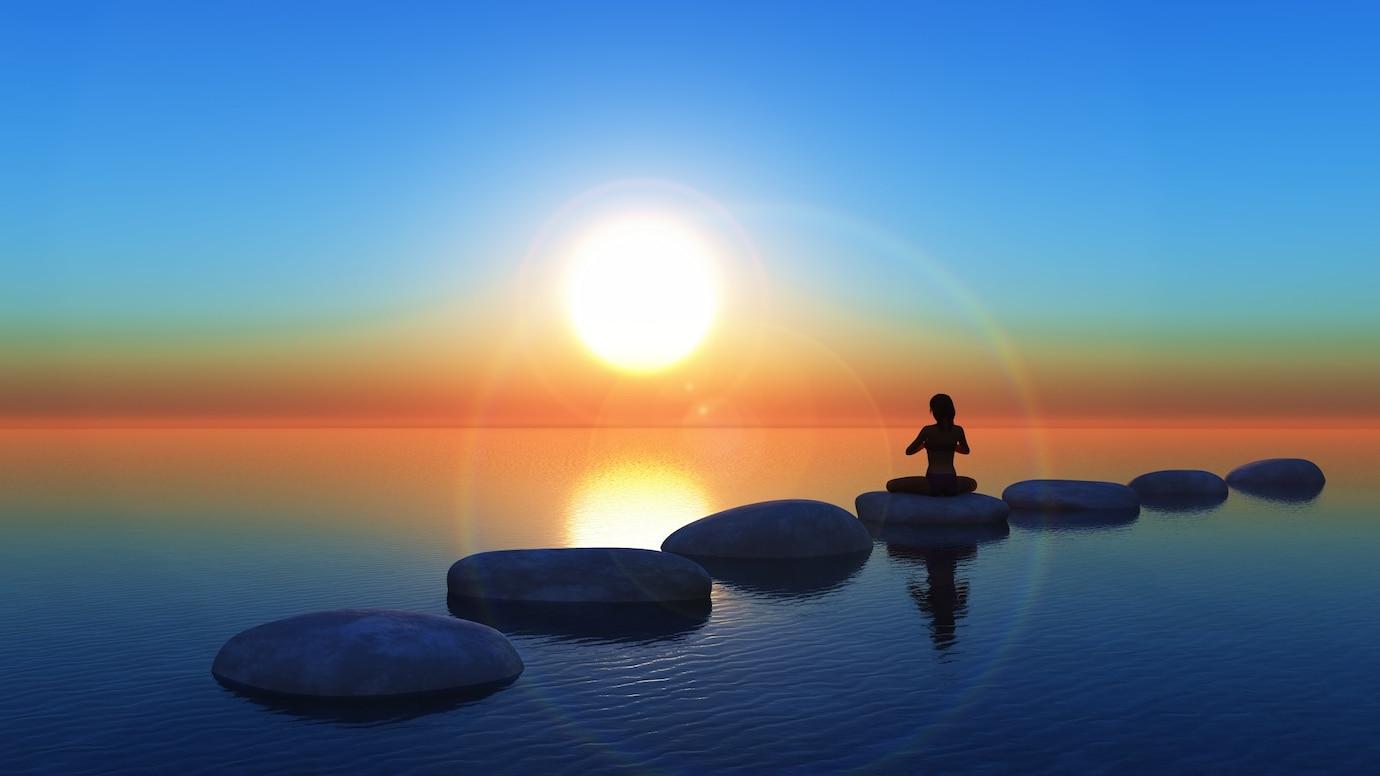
[{"x1": 566, "y1": 215, "x2": 718, "y2": 372}]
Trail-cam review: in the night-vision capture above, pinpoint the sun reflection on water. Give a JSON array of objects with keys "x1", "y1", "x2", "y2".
[{"x1": 565, "y1": 457, "x2": 711, "y2": 550}]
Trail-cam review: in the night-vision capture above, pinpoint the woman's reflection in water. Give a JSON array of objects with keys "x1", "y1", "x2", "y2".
[
  {"x1": 892, "y1": 544, "x2": 974, "y2": 650},
  {"x1": 883, "y1": 522, "x2": 1007, "y2": 652}
]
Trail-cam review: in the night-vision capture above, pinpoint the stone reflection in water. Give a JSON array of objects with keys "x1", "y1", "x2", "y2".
[
  {"x1": 1228, "y1": 478, "x2": 1325, "y2": 505},
  {"x1": 565, "y1": 456, "x2": 710, "y2": 550},
  {"x1": 1006, "y1": 507, "x2": 1140, "y2": 531},
  {"x1": 688, "y1": 551, "x2": 870, "y2": 599},
  {"x1": 222, "y1": 685, "x2": 483, "y2": 724},
  {"x1": 448, "y1": 597, "x2": 711, "y2": 643}
]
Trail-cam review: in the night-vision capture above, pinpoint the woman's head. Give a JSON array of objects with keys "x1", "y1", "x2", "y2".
[{"x1": 929, "y1": 393, "x2": 956, "y2": 426}]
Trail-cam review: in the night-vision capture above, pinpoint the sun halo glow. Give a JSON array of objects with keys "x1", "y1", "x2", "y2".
[{"x1": 565, "y1": 215, "x2": 718, "y2": 373}]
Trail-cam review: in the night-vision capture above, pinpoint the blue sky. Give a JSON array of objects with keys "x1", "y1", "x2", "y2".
[{"x1": 3, "y1": 0, "x2": 1378, "y2": 338}]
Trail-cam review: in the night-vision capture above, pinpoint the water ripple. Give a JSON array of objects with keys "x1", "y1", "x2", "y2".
[{"x1": 5, "y1": 447, "x2": 1380, "y2": 773}]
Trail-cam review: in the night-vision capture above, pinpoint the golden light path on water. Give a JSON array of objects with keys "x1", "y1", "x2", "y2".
[{"x1": 564, "y1": 456, "x2": 710, "y2": 550}]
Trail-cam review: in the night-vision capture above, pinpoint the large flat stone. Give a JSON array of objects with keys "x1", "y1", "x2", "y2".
[
  {"x1": 1128, "y1": 469, "x2": 1229, "y2": 509},
  {"x1": 661, "y1": 499, "x2": 872, "y2": 559},
  {"x1": 1226, "y1": 458, "x2": 1325, "y2": 501},
  {"x1": 856, "y1": 491, "x2": 1009, "y2": 525},
  {"x1": 1002, "y1": 479, "x2": 1140, "y2": 513},
  {"x1": 212, "y1": 609, "x2": 523, "y2": 700},
  {"x1": 447, "y1": 548, "x2": 711, "y2": 604}
]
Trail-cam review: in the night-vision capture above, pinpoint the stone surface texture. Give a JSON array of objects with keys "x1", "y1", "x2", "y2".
[
  {"x1": 1002, "y1": 479, "x2": 1141, "y2": 512},
  {"x1": 448, "y1": 548, "x2": 712, "y2": 603},
  {"x1": 1226, "y1": 458, "x2": 1325, "y2": 489},
  {"x1": 1128, "y1": 469, "x2": 1229, "y2": 507},
  {"x1": 856, "y1": 491, "x2": 1009, "y2": 525},
  {"x1": 662, "y1": 499, "x2": 872, "y2": 559},
  {"x1": 212, "y1": 609, "x2": 523, "y2": 699}
]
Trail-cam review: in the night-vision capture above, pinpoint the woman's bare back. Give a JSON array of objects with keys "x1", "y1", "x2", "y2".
[{"x1": 906, "y1": 423, "x2": 970, "y2": 475}]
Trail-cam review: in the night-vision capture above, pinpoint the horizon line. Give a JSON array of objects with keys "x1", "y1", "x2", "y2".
[{"x1": 5, "y1": 416, "x2": 1380, "y2": 431}]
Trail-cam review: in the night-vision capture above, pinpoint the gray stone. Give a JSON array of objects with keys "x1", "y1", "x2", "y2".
[
  {"x1": 661, "y1": 499, "x2": 872, "y2": 559},
  {"x1": 212, "y1": 609, "x2": 523, "y2": 699},
  {"x1": 1128, "y1": 470, "x2": 1228, "y2": 508},
  {"x1": 1002, "y1": 479, "x2": 1140, "y2": 512},
  {"x1": 856, "y1": 491, "x2": 1009, "y2": 525},
  {"x1": 1226, "y1": 458, "x2": 1325, "y2": 500},
  {"x1": 447, "y1": 548, "x2": 711, "y2": 604}
]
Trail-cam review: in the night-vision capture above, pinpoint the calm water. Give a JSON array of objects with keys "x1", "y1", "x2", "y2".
[{"x1": 2, "y1": 427, "x2": 1379, "y2": 774}]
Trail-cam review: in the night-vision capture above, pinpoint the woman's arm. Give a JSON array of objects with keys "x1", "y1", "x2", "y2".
[
  {"x1": 955, "y1": 427, "x2": 971, "y2": 455},
  {"x1": 905, "y1": 428, "x2": 927, "y2": 456}
]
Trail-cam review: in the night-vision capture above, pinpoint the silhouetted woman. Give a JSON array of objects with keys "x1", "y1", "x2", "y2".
[{"x1": 890, "y1": 393, "x2": 977, "y2": 496}]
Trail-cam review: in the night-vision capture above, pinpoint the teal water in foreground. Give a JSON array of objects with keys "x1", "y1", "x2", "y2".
[{"x1": 2, "y1": 427, "x2": 1378, "y2": 773}]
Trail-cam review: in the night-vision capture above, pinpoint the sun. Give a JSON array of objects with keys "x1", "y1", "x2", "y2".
[{"x1": 566, "y1": 214, "x2": 719, "y2": 372}]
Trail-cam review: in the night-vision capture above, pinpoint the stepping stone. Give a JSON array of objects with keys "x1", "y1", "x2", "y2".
[
  {"x1": 1128, "y1": 469, "x2": 1228, "y2": 509},
  {"x1": 1226, "y1": 458, "x2": 1325, "y2": 501},
  {"x1": 661, "y1": 499, "x2": 871, "y2": 559},
  {"x1": 212, "y1": 609, "x2": 523, "y2": 700},
  {"x1": 447, "y1": 548, "x2": 711, "y2": 604},
  {"x1": 856, "y1": 491, "x2": 1009, "y2": 525},
  {"x1": 1002, "y1": 479, "x2": 1140, "y2": 512}
]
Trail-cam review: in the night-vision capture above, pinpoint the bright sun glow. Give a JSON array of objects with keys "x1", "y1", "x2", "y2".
[{"x1": 566, "y1": 215, "x2": 718, "y2": 372}]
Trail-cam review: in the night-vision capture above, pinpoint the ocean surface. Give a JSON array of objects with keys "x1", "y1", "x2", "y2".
[{"x1": 2, "y1": 426, "x2": 1378, "y2": 774}]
